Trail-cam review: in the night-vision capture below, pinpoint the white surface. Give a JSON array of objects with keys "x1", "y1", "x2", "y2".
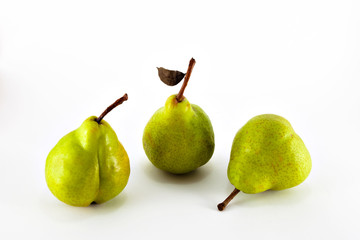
[{"x1": 1, "y1": 0, "x2": 360, "y2": 239}]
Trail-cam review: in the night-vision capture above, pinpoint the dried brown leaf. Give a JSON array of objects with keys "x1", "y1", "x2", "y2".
[{"x1": 157, "y1": 67, "x2": 185, "y2": 86}]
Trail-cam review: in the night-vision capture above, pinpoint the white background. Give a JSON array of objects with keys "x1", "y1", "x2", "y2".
[{"x1": 1, "y1": 0, "x2": 359, "y2": 239}]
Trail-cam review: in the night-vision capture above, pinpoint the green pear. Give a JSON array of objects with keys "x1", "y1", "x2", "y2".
[
  {"x1": 218, "y1": 114, "x2": 311, "y2": 211},
  {"x1": 45, "y1": 94, "x2": 130, "y2": 207},
  {"x1": 143, "y1": 58, "x2": 215, "y2": 174}
]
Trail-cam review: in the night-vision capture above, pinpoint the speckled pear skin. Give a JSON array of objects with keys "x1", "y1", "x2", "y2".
[
  {"x1": 143, "y1": 94, "x2": 215, "y2": 174},
  {"x1": 45, "y1": 116, "x2": 130, "y2": 207},
  {"x1": 228, "y1": 114, "x2": 311, "y2": 194}
]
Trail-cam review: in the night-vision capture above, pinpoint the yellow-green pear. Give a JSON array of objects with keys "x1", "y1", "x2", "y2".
[
  {"x1": 45, "y1": 94, "x2": 130, "y2": 207},
  {"x1": 143, "y1": 58, "x2": 215, "y2": 174},
  {"x1": 218, "y1": 114, "x2": 311, "y2": 211}
]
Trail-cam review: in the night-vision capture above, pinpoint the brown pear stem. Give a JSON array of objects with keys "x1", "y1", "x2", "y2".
[
  {"x1": 176, "y1": 58, "x2": 196, "y2": 102},
  {"x1": 95, "y1": 93, "x2": 128, "y2": 124},
  {"x1": 217, "y1": 188, "x2": 240, "y2": 211}
]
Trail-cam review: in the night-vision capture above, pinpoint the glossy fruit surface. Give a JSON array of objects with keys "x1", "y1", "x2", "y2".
[
  {"x1": 228, "y1": 114, "x2": 311, "y2": 193},
  {"x1": 46, "y1": 94, "x2": 130, "y2": 206},
  {"x1": 143, "y1": 95, "x2": 214, "y2": 174}
]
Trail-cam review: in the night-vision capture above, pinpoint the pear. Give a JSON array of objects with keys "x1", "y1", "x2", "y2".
[
  {"x1": 143, "y1": 58, "x2": 215, "y2": 174},
  {"x1": 45, "y1": 94, "x2": 130, "y2": 207},
  {"x1": 218, "y1": 114, "x2": 311, "y2": 211}
]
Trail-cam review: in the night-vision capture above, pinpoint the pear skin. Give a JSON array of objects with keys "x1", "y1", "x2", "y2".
[
  {"x1": 143, "y1": 95, "x2": 214, "y2": 174},
  {"x1": 227, "y1": 114, "x2": 311, "y2": 193},
  {"x1": 45, "y1": 95, "x2": 130, "y2": 207},
  {"x1": 218, "y1": 114, "x2": 311, "y2": 211}
]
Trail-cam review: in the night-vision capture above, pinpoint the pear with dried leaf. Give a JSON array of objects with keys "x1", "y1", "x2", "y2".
[{"x1": 143, "y1": 58, "x2": 214, "y2": 174}]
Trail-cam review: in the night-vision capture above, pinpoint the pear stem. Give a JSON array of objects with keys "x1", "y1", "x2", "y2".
[
  {"x1": 176, "y1": 58, "x2": 196, "y2": 102},
  {"x1": 95, "y1": 93, "x2": 128, "y2": 124},
  {"x1": 217, "y1": 188, "x2": 241, "y2": 211}
]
